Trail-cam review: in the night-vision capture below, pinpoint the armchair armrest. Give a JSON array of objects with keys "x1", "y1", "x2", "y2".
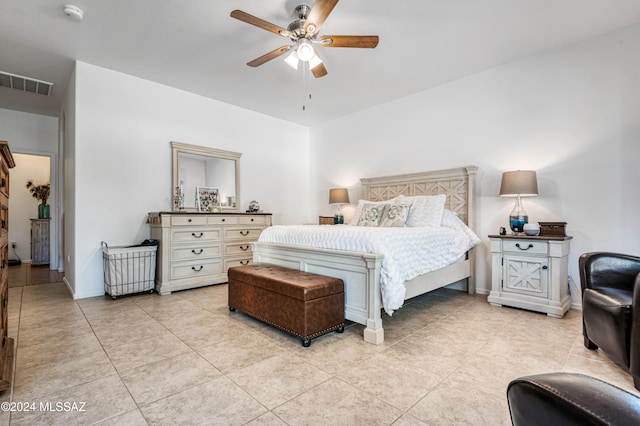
[
  {"x1": 579, "y1": 252, "x2": 640, "y2": 292},
  {"x1": 507, "y1": 373, "x2": 640, "y2": 426},
  {"x1": 631, "y1": 273, "x2": 640, "y2": 381}
]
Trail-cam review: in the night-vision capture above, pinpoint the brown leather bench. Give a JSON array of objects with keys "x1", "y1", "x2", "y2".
[{"x1": 228, "y1": 264, "x2": 345, "y2": 347}]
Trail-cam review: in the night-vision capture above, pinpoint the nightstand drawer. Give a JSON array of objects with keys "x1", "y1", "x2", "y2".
[{"x1": 502, "y1": 240, "x2": 547, "y2": 255}]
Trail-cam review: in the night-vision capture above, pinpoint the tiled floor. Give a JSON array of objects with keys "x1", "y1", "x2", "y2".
[{"x1": 1, "y1": 264, "x2": 638, "y2": 425}]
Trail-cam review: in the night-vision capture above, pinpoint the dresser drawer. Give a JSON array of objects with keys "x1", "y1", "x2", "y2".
[
  {"x1": 502, "y1": 240, "x2": 547, "y2": 255},
  {"x1": 171, "y1": 258, "x2": 223, "y2": 280},
  {"x1": 224, "y1": 257, "x2": 253, "y2": 271},
  {"x1": 171, "y1": 216, "x2": 208, "y2": 226},
  {"x1": 208, "y1": 216, "x2": 238, "y2": 225},
  {"x1": 223, "y1": 227, "x2": 264, "y2": 241},
  {"x1": 172, "y1": 245, "x2": 222, "y2": 261},
  {"x1": 224, "y1": 242, "x2": 252, "y2": 256},
  {"x1": 238, "y1": 216, "x2": 268, "y2": 226},
  {"x1": 172, "y1": 229, "x2": 221, "y2": 244}
]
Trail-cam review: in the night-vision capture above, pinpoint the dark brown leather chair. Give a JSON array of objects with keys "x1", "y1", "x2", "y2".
[
  {"x1": 507, "y1": 373, "x2": 640, "y2": 426},
  {"x1": 579, "y1": 252, "x2": 640, "y2": 390}
]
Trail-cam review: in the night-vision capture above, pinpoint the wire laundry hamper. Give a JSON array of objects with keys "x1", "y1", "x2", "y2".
[{"x1": 101, "y1": 241, "x2": 157, "y2": 299}]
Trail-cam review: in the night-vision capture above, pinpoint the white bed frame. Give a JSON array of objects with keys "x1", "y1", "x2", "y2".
[{"x1": 253, "y1": 165, "x2": 478, "y2": 344}]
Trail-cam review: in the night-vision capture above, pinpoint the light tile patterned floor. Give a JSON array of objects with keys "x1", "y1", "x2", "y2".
[{"x1": 1, "y1": 265, "x2": 638, "y2": 425}]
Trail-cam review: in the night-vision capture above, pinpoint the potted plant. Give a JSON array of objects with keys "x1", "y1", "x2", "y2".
[{"x1": 26, "y1": 180, "x2": 50, "y2": 219}]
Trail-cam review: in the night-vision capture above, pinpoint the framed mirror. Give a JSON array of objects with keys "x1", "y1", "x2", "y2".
[{"x1": 171, "y1": 141, "x2": 241, "y2": 212}]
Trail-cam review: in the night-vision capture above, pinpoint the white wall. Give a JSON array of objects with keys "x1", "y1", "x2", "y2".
[
  {"x1": 310, "y1": 24, "x2": 640, "y2": 307},
  {"x1": 62, "y1": 67, "x2": 76, "y2": 292},
  {"x1": 71, "y1": 62, "x2": 310, "y2": 298}
]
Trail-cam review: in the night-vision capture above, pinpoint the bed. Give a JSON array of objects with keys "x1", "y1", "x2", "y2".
[{"x1": 252, "y1": 165, "x2": 479, "y2": 344}]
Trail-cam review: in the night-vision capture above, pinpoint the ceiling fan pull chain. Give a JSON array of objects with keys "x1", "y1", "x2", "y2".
[{"x1": 302, "y1": 61, "x2": 310, "y2": 111}]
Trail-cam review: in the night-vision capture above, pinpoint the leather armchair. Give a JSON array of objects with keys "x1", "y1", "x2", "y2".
[
  {"x1": 507, "y1": 373, "x2": 640, "y2": 426},
  {"x1": 579, "y1": 252, "x2": 640, "y2": 391}
]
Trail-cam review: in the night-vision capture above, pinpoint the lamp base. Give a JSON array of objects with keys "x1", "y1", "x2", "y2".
[{"x1": 509, "y1": 215, "x2": 528, "y2": 234}]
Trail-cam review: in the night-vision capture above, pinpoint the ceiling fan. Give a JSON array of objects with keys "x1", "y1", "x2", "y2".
[{"x1": 230, "y1": 0, "x2": 379, "y2": 78}]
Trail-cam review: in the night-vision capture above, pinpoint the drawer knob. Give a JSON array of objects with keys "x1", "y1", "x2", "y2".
[
  {"x1": 542, "y1": 265, "x2": 548, "y2": 270},
  {"x1": 515, "y1": 243, "x2": 534, "y2": 251},
  {"x1": 222, "y1": 218, "x2": 225, "y2": 222},
  {"x1": 240, "y1": 260, "x2": 250, "y2": 266},
  {"x1": 192, "y1": 249, "x2": 203, "y2": 255},
  {"x1": 192, "y1": 232, "x2": 204, "y2": 238},
  {"x1": 188, "y1": 218, "x2": 192, "y2": 223},
  {"x1": 240, "y1": 245, "x2": 249, "y2": 251},
  {"x1": 192, "y1": 265, "x2": 203, "y2": 272},
  {"x1": 240, "y1": 230, "x2": 250, "y2": 236},
  {"x1": 250, "y1": 218, "x2": 254, "y2": 222}
]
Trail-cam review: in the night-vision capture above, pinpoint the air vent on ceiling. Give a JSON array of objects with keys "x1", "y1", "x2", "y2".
[{"x1": 0, "y1": 71, "x2": 53, "y2": 96}]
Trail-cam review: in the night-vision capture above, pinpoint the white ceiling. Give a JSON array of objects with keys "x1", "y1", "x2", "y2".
[{"x1": 1, "y1": 0, "x2": 639, "y2": 126}]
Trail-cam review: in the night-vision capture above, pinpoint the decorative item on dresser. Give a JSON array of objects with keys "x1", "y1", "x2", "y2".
[
  {"x1": 499, "y1": 170, "x2": 538, "y2": 235},
  {"x1": 147, "y1": 212, "x2": 272, "y2": 295},
  {"x1": 487, "y1": 234, "x2": 572, "y2": 317},
  {"x1": 30, "y1": 218, "x2": 50, "y2": 265},
  {"x1": 0, "y1": 140, "x2": 15, "y2": 391}
]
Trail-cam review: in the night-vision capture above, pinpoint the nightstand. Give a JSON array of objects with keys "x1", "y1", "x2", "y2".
[{"x1": 487, "y1": 234, "x2": 572, "y2": 318}]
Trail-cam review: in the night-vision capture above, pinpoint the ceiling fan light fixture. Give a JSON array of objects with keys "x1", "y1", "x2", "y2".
[
  {"x1": 308, "y1": 53, "x2": 323, "y2": 70},
  {"x1": 296, "y1": 39, "x2": 314, "y2": 62},
  {"x1": 284, "y1": 50, "x2": 300, "y2": 70}
]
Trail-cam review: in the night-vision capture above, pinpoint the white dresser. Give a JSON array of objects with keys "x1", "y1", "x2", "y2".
[
  {"x1": 148, "y1": 212, "x2": 272, "y2": 295},
  {"x1": 487, "y1": 234, "x2": 572, "y2": 318}
]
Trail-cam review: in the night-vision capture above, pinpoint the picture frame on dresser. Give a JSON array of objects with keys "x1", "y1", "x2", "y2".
[{"x1": 196, "y1": 186, "x2": 219, "y2": 212}]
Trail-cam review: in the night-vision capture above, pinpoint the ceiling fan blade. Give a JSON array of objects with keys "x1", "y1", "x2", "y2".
[
  {"x1": 247, "y1": 46, "x2": 291, "y2": 67},
  {"x1": 304, "y1": 0, "x2": 339, "y2": 36},
  {"x1": 319, "y1": 35, "x2": 379, "y2": 48},
  {"x1": 311, "y1": 62, "x2": 328, "y2": 78},
  {"x1": 230, "y1": 10, "x2": 292, "y2": 38}
]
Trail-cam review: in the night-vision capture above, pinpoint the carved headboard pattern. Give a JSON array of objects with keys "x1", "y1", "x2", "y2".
[{"x1": 360, "y1": 166, "x2": 478, "y2": 230}]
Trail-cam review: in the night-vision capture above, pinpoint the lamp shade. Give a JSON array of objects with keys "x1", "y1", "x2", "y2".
[
  {"x1": 499, "y1": 170, "x2": 538, "y2": 197},
  {"x1": 329, "y1": 188, "x2": 350, "y2": 204}
]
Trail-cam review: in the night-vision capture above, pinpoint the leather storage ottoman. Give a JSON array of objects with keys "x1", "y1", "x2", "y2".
[{"x1": 228, "y1": 264, "x2": 345, "y2": 347}]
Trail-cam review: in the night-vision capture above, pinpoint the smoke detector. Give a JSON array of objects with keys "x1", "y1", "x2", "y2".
[{"x1": 63, "y1": 5, "x2": 84, "y2": 21}]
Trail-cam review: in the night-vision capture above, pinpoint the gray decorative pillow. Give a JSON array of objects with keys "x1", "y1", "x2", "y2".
[
  {"x1": 358, "y1": 204, "x2": 386, "y2": 226},
  {"x1": 379, "y1": 203, "x2": 410, "y2": 227},
  {"x1": 350, "y1": 198, "x2": 397, "y2": 225}
]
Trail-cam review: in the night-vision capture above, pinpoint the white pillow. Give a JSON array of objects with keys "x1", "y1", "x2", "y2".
[
  {"x1": 379, "y1": 203, "x2": 410, "y2": 227},
  {"x1": 350, "y1": 198, "x2": 397, "y2": 225},
  {"x1": 357, "y1": 203, "x2": 387, "y2": 226},
  {"x1": 397, "y1": 194, "x2": 446, "y2": 227}
]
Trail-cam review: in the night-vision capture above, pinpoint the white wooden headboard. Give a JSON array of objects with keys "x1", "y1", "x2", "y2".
[{"x1": 360, "y1": 165, "x2": 478, "y2": 231}]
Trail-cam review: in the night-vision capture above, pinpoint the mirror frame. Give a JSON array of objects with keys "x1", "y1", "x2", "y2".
[{"x1": 171, "y1": 141, "x2": 241, "y2": 212}]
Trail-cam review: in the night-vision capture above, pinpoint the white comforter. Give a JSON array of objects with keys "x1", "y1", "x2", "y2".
[{"x1": 258, "y1": 217, "x2": 480, "y2": 315}]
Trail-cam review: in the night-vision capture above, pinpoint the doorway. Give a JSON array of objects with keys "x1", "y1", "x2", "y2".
[{"x1": 7, "y1": 153, "x2": 58, "y2": 272}]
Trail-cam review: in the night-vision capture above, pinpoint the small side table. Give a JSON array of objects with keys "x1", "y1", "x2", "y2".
[
  {"x1": 487, "y1": 234, "x2": 572, "y2": 318},
  {"x1": 31, "y1": 218, "x2": 50, "y2": 265}
]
